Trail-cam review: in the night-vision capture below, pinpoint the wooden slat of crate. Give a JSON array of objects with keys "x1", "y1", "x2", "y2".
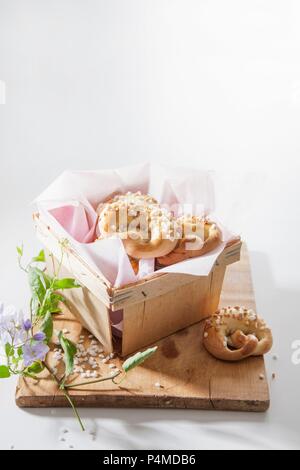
[
  {"x1": 34, "y1": 212, "x2": 241, "y2": 311},
  {"x1": 15, "y1": 245, "x2": 270, "y2": 412},
  {"x1": 110, "y1": 241, "x2": 242, "y2": 310},
  {"x1": 34, "y1": 213, "x2": 113, "y2": 307}
]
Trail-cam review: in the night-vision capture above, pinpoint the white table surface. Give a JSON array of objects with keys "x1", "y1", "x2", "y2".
[{"x1": 1, "y1": 0, "x2": 300, "y2": 450}]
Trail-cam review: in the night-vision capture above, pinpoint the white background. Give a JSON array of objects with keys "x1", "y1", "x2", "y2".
[{"x1": 1, "y1": 0, "x2": 300, "y2": 450}]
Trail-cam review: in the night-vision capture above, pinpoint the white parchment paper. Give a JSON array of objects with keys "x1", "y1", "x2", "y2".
[{"x1": 35, "y1": 163, "x2": 238, "y2": 287}]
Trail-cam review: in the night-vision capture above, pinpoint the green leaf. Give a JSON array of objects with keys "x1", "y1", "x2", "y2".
[
  {"x1": 58, "y1": 332, "x2": 77, "y2": 377},
  {"x1": 42, "y1": 272, "x2": 53, "y2": 289},
  {"x1": 28, "y1": 267, "x2": 47, "y2": 304},
  {"x1": 38, "y1": 292, "x2": 65, "y2": 317},
  {"x1": 41, "y1": 311, "x2": 53, "y2": 343},
  {"x1": 52, "y1": 278, "x2": 81, "y2": 290},
  {"x1": 122, "y1": 346, "x2": 158, "y2": 373},
  {"x1": 48, "y1": 293, "x2": 65, "y2": 305},
  {"x1": 5, "y1": 343, "x2": 14, "y2": 357},
  {"x1": 17, "y1": 346, "x2": 23, "y2": 357},
  {"x1": 32, "y1": 249, "x2": 45, "y2": 263},
  {"x1": 26, "y1": 362, "x2": 44, "y2": 375},
  {"x1": 17, "y1": 245, "x2": 23, "y2": 257},
  {"x1": 0, "y1": 365, "x2": 11, "y2": 378}
]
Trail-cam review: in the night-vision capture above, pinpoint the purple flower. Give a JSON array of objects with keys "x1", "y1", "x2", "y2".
[
  {"x1": 23, "y1": 319, "x2": 32, "y2": 331},
  {"x1": 33, "y1": 332, "x2": 46, "y2": 341},
  {"x1": 0, "y1": 303, "x2": 26, "y2": 345},
  {"x1": 22, "y1": 341, "x2": 49, "y2": 367}
]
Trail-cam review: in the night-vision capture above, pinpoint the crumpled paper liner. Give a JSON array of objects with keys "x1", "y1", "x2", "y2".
[{"x1": 35, "y1": 163, "x2": 238, "y2": 288}]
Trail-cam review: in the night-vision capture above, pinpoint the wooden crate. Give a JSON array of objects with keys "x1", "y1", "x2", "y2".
[{"x1": 34, "y1": 213, "x2": 242, "y2": 356}]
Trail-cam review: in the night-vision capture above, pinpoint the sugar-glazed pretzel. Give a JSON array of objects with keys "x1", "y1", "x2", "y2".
[
  {"x1": 96, "y1": 192, "x2": 178, "y2": 259},
  {"x1": 203, "y1": 307, "x2": 273, "y2": 361},
  {"x1": 157, "y1": 215, "x2": 221, "y2": 267},
  {"x1": 96, "y1": 191, "x2": 158, "y2": 236}
]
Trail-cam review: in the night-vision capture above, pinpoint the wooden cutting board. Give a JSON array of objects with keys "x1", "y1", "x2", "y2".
[{"x1": 16, "y1": 245, "x2": 270, "y2": 412}]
